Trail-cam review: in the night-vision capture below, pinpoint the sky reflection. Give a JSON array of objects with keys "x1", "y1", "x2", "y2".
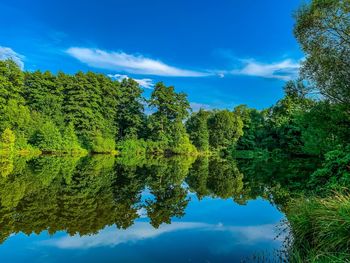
[{"x1": 0, "y1": 196, "x2": 284, "y2": 263}]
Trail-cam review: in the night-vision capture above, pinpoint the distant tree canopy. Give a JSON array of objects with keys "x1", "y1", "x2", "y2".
[{"x1": 0, "y1": 60, "x2": 245, "y2": 155}]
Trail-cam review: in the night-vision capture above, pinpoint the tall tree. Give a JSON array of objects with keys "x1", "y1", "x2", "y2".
[
  {"x1": 294, "y1": 0, "x2": 350, "y2": 107},
  {"x1": 186, "y1": 109, "x2": 210, "y2": 152},
  {"x1": 116, "y1": 78, "x2": 144, "y2": 139},
  {"x1": 62, "y1": 72, "x2": 103, "y2": 147},
  {"x1": 24, "y1": 71, "x2": 64, "y2": 126},
  {"x1": 0, "y1": 59, "x2": 24, "y2": 109},
  {"x1": 148, "y1": 82, "x2": 190, "y2": 142}
]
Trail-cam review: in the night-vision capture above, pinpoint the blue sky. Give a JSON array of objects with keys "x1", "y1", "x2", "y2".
[{"x1": 0, "y1": 0, "x2": 304, "y2": 110}]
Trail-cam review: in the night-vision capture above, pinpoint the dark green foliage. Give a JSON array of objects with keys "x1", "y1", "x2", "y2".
[
  {"x1": 235, "y1": 105, "x2": 266, "y2": 150},
  {"x1": 116, "y1": 78, "x2": 145, "y2": 139},
  {"x1": 299, "y1": 102, "x2": 350, "y2": 155},
  {"x1": 0, "y1": 59, "x2": 24, "y2": 109},
  {"x1": 62, "y1": 71, "x2": 104, "y2": 147},
  {"x1": 186, "y1": 109, "x2": 210, "y2": 152},
  {"x1": 235, "y1": 81, "x2": 316, "y2": 155},
  {"x1": 207, "y1": 110, "x2": 243, "y2": 150},
  {"x1": 24, "y1": 71, "x2": 64, "y2": 126},
  {"x1": 309, "y1": 147, "x2": 350, "y2": 193}
]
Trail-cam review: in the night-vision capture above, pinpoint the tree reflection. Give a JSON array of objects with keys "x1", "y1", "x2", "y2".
[{"x1": 0, "y1": 153, "x2": 317, "y2": 245}]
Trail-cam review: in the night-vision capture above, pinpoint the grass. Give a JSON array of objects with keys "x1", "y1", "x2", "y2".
[{"x1": 286, "y1": 193, "x2": 350, "y2": 262}]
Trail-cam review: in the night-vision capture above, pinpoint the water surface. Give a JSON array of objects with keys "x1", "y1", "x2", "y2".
[{"x1": 0, "y1": 155, "x2": 300, "y2": 263}]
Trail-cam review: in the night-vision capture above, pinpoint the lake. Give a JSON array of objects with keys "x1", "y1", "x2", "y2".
[{"x1": 0, "y1": 154, "x2": 317, "y2": 262}]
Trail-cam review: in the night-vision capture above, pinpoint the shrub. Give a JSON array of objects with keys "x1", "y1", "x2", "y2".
[
  {"x1": 309, "y1": 147, "x2": 350, "y2": 194},
  {"x1": 91, "y1": 131, "x2": 116, "y2": 154}
]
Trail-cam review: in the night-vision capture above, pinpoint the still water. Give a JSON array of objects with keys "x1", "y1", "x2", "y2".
[{"x1": 0, "y1": 154, "x2": 312, "y2": 263}]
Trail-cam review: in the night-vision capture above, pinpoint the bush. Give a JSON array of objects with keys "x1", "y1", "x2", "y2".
[
  {"x1": 117, "y1": 139, "x2": 147, "y2": 156},
  {"x1": 308, "y1": 147, "x2": 350, "y2": 194},
  {"x1": 62, "y1": 123, "x2": 87, "y2": 155},
  {"x1": 30, "y1": 121, "x2": 63, "y2": 152},
  {"x1": 91, "y1": 131, "x2": 117, "y2": 154}
]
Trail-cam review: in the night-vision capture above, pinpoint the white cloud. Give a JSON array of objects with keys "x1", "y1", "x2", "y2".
[
  {"x1": 67, "y1": 47, "x2": 209, "y2": 77},
  {"x1": 231, "y1": 58, "x2": 300, "y2": 81},
  {"x1": 218, "y1": 73, "x2": 225, "y2": 78},
  {"x1": 108, "y1": 73, "x2": 154, "y2": 89},
  {"x1": 0, "y1": 46, "x2": 24, "y2": 69},
  {"x1": 39, "y1": 221, "x2": 282, "y2": 250},
  {"x1": 190, "y1": 102, "x2": 211, "y2": 112},
  {"x1": 135, "y1": 78, "x2": 154, "y2": 89},
  {"x1": 41, "y1": 222, "x2": 208, "y2": 249}
]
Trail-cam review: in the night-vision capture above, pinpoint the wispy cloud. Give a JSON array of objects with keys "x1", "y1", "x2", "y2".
[
  {"x1": 39, "y1": 221, "x2": 282, "y2": 250},
  {"x1": 67, "y1": 47, "x2": 209, "y2": 77},
  {"x1": 108, "y1": 73, "x2": 154, "y2": 89},
  {"x1": 0, "y1": 46, "x2": 24, "y2": 69},
  {"x1": 231, "y1": 58, "x2": 300, "y2": 81},
  {"x1": 41, "y1": 222, "x2": 208, "y2": 249},
  {"x1": 66, "y1": 47, "x2": 300, "y2": 81}
]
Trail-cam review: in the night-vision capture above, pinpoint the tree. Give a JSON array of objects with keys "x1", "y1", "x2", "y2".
[
  {"x1": 62, "y1": 122, "x2": 86, "y2": 154},
  {"x1": 97, "y1": 74, "x2": 120, "y2": 140},
  {"x1": 294, "y1": 0, "x2": 350, "y2": 107},
  {"x1": 207, "y1": 110, "x2": 243, "y2": 149},
  {"x1": 24, "y1": 71, "x2": 64, "y2": 126},
  {"x1": 91, "y1": 130, "x2": 116, "y2": 154},
  {"x1": 186, "y1": 109, "x2": 210, "y2": 152},
  {"x1": 62, "y1": 72, "x2": 104, "y2": 147},
  {"x1": 30, "y1": 120, "x2": 63, "y2": 152},
  {"x1": 299, "y1": 102, "x2": 350, "y2": 155},
  {"x1": 148, "y1": 82, "x2": 192, "y2": 152},
  {"x1": 0, "y1": 59, "x2": 24, "y2": 110},
  {"x1": 116, "y1": 78, "x2": 144, "y2": 139},
  {"x1": 234, "y1": 105, "x2": 266, "y2": 150}
]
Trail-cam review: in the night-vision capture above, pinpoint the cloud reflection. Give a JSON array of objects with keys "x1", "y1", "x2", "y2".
[{"x1": 40, "y1": 221, "x2": 281, "y2": 250}]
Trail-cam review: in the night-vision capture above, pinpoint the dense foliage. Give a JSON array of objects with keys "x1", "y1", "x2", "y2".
[{"x1": 0, "y1": 62, "x2": 245, "y2": 156}]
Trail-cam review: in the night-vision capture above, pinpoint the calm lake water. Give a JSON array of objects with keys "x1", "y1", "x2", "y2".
[{"x1": 0, "y1": 154, "x2": 316, "y2": 262}]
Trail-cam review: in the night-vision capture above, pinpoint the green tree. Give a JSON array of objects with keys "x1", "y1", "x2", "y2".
[
  {"x1": 148, "y1": 82, "x2": 193, "y2": 153},
  {"x1": 30, "y1": 120, "x2": 63, "y2": 152},
  {"x1": 24, "y1": 71, "x2": 64, "y2": 126},
  {"x1": 207, "y1": 110, "x2": 243, "y2": 149},
  {"x1": 116, "y1": 78, "x2": 145, "y2": 139},
  {"x1": 299, "y1": 102, "x2": 350, "y2": 155},
  {"x1": 62, "y1": 122, "x2": 86, "y2": 154},
  {"x1": 0, "y1": 59, "x2": 24, "y2": 110},
  {"x1": 234, "y1": 105, "x2": 266, "y2": 150},
  {"x1": 62, "y1": 72, "x2": 103, "y2": 148},
  {"x1": 186, "y1": 109, "x2": 210, "y2": 152},
  {"x1": 294, "y1": 0, "x2": 350, "y2": 107},
  {"x1": 91, "y1": 130, "x2": 116, "y2": 154}
]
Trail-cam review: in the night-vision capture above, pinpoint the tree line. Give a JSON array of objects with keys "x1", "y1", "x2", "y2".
[{"x1": 0, "y1": 63, "x2": 244, "y2": 156}]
